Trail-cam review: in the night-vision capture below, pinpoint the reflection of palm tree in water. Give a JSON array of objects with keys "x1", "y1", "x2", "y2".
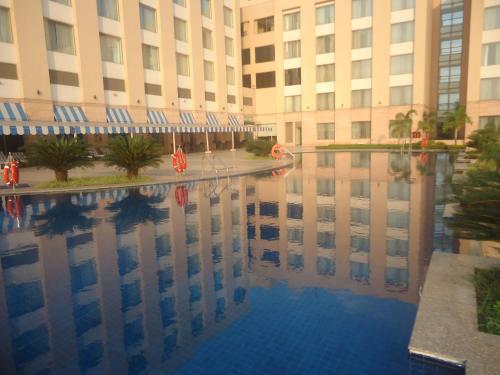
[
  {"x1": 388, "y1": 151, "x2": 414, "y2": 183},
  {"x1": 107, "y1": 188, "x2": 169, "y2": 234},
  {"x1": 32, "y1": 195, "x2": 99, "y2": 237}
]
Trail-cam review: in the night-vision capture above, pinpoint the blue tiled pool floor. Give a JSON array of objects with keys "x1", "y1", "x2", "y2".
[{"x1": 173, "y1": 282, "x2": 416, "y2": 375}]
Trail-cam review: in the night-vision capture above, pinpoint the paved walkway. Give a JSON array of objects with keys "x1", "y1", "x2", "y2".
[{"x1": 0, "y1": 149, "x2": 293, "y2": 195}]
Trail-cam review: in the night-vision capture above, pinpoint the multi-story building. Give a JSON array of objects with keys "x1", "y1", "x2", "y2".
[{"x1": 0, "y1": 0, "x2": 499, "y2": 150}]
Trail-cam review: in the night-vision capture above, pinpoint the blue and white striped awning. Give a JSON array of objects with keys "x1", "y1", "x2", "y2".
[
  {"x1": 0, "y1": 102, "x2": 28, "y2": 121},
  {"x1": 180, "y1": 112, "x2": 196, "y2": 125},
  {"x1": 54, "y1": 105, "x2": 88, "y2": 122},
  {"x1": 147, "y1": 110, "x2": 168, "y2": 125},
  {"x1": 228, "y1": 114, "x2": 240, "y2": 127},
  {"x1": 106, "y1": 107, "x2": 133, "y2": 124},
  {"x1": 206, "y1": 113, "x2": 221, "y2": 127}
]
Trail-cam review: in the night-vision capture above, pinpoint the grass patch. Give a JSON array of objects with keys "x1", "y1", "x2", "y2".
[
  {"x1": 36, "y1": 175, "x2": 151, "y2": 189},
  {"x1": 316, "y1": 143, "x2": 466, "y2": 151},
  {"x1": 475, "y1": 267, "x2": 500, "y2": 335}
]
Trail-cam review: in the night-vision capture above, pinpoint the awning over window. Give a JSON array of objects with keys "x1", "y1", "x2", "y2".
[
  {"x1": 147, "y1": 110, "x2": 168, "y2": 125},
  {"x1": 106, "y1": 107, "x2": 133, "y2": 124},
  {"x1": 180, "y1": 112, "x2": 196, "y2": 125},
  {"x1": 0, "y1": 102, "x2": 28, "y2": 121},
  {"x1": 228, "y1": 114, "x2": 240, "y2": 127},
  {"x1": 54, "y1": 105, "x2": 88, "y2": 122},
  {"x1": 206, "y1": 113, "x2": 221, "y2": 126}
]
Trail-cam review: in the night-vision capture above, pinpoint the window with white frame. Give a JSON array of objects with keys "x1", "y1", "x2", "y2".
[
  {"x1": 174, "y1": 18, "x2": 188, "y2": 42},
  {"x1": 204, "y1": 60, "x2": 214, "y2": 81},
  {"x1": 484, "y1": 6, "x2": 500, "y2": 30},
  {"x1": 391, "y1": 21, "x2": 414, "y2": 43},
  {"x1": 351, "y1": 122, "x2": 371, "y2": 139},
  {"x1": 140, "y1": 4, "x2": 156, "y2": 32},
  {"x1": 142, "y1": 44, "x2": 159, "y2": 70},
  {"x1": 352, "y1": 89, "x2": 371, "y2": 108},
  {"x1": 316, "y1": 4, "x2": 334, "y2": 25},
  {"x1": 483, "y1": 42, "x2": 500, "y2": 66},
  {"x1": 224, "y1": 7, "x2": 233, "y2": 27},
  {"x1": 0, "y1": 7, "x2": 13, "y2": 43},
  {"x1": 480, "y1": 77, "x2": 500, "y2": 100},
  {"x1": 225, "y1": 37, "x2": 234, "y2": 57},
  {"x1": 201, "y1": 0, "x2": 211, "y2": 18},
  {"x1": 256, "y1": 16, "x2": 274, "y2": 33},
  {"x1": 352, "y1": 0, "x2": 372, "y2": 19},
  {"x1": 317, "y1": 93, "x2": 334, "y2": 110},
  {"x1": 390, "y1": 54, "x2": 413, "y2": 75},
  {"x1": 202, "y1": 28, "x2": 213, "y2": 49},
  {"x1": 285, "y1": 96, "x2": 301, "y2": 112},
  {"x1": 226, "y1": 66, "x2": 235, "y2": 85},
  {"x1": 352, "y1": 59, "x2": 371, "y2": 79},
  {"x1": 97, "y1": 0, "x2": 119, "y2": 21},
  {"x1": 176, "y1": 53, "x2": 190, "y2": 76},
  {"x1": 45, "y1": 19, "x2": 75, "y2": 55},
  {"x1": 479, "y1": 116, "x2": 500, "y2": 130},
  {"x1": 284, "y1": 40, "x2": 301, "y2": 59},
  {"x1": 174, "y1": 0, "x2": 186, "y2": 6},
  {"x1": 390, "y1": 85, "x2": 412, "y2": 105},
  {"x1": 392, "y1": 0, "x2": 414, "y2": 11},
  {"x1": 283, "y1": 12, "x2": 300, "y2": 31},
  {"x1": 317, "y1": 64, "x2": 335, "y2": 82},
  {"x1": 100, "y1": 33, "x2": 122, "y2": 63},
  {"x1": 317, "y1": 123, "x2": 335, "y2": 140},
  {"x1": 317, "y1": 35, "x2": 334, "y2": 54},
  {"x1": 352, "y1": 28, "x2": 372, "y2": 49}
]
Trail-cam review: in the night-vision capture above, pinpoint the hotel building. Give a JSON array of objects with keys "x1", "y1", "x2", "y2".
[{"x1": 0, "y1": 0, "x2": 499, "y2": 150}]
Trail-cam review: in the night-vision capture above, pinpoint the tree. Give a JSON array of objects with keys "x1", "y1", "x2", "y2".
[
  {"x1": 390, "y1": 110, "x2": 417, "y2": 145},
  {"x1": 467, "y1": 122, "x2": 500, "y2": 173},
  {"x1": 417, "y1": 111, "x2": 437, "y2": 140},
  {"x1": 104, "y1": 135, "x2": 163, "y2": 179},
  {"x1": 26, "y1": 137, "x2": 93, "y2": 182},
  {"x1": 443, "y1": 105, "x2": 471, "y2": 145}
]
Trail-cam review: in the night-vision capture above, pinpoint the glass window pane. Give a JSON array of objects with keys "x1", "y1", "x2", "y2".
[
  {"x1": 176, "y1": 53, "x2": 190, "y2": 76},
  {"x1": 483, "y1": 42, "x2": 500, "y2": 66},
  {"x1": 100, "y1": 33, "x2": 122, "y2": 63},
  {"x1": 283, "y1": 12, "x2": 300, "y2": 31},
  {"x1": 0, "y1": 7, "x2": 13, "y2": 43},
  {"x1": 317, "y1": 93, "x2": 334, "y2": 110},
  {"x1": 352, "y1": 59, "x2": 371, "y2": 79},
  {"x1": 201, "y1": 0, "x2": 211, "y2": 18},
  {"x1": 226, "y1": 66, "x2": 235, "y2": 85},
  {"x1": 224, "y1": 7, "x2": 233, "y2": 27},
  {"x1": 317, "y1": 35, "x2": 335, "y2": 54},
  {"x1": 351, "y1": 90, "x2": 371, "y2": 108},
  {"x1": 352, "y1": 28, "x2": 372, "y2": 49},
  {"x1": 391, "y1": 21, "x2": 414, "y2": 43},
  {"x1": 202, "y1": 28, "x2": 213, "y2": 49},
  {"x1": 225, "y1": 37, "x2": 234, "y2": 56},
  {"x1": 352, "y1": 0, "x2": 372, "y2": 19},
  {"x1": 142, "y1": 44, "x2": 159, "y2": 70},
  {"x1": 484, "y1": 6, "x2": 500, "y2": 30},
  {"x1": 140, "y1": 4, "x2": 156, "y2": 32},
  {"x1": 317, "y1": 64, "x2": 335, "y2": 82},
  {"x1": 392, "y1": 0, "x2": 414, "y2": 11},
  {"x1": 97, "y1": 0, "x2": 119, "y2": 21},
  {"x1": 284, "y1": 40, "x2": 301, "y2": 59},
  {"x1": 45, "y1": 19, "x2": 75, "y2": 54},
  {"x1": 316, "y1": 4, "x2": 334, "y2": 25},
  {"x1": 390, "y1": 54, "x2": 413, "y2": 75},
  {"x1": 174, "y1": 18, "x2": 188, "y2": 42},
  {"x1": 390, "y1": 85, "x2": 412, "y2": 105}
]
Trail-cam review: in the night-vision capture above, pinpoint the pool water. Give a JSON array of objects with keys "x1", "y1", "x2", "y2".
[{"x1": 0, "y1": 151, "x2": 460, "y2": 374}]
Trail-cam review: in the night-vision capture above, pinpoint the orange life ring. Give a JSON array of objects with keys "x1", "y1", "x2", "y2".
[
  {"x1": 6, "y1": 196, "x2": 22, "y2": 220},
  {"x1": 3, "y1": 160, "x2": 19, "y2": 186},
  {"x1": 171, "y1": 148, "x2": 187, "y2": 173},
  {"x1": 271, "y1": 144, "x2": 287, "y2": 159},
  {"x1": 175, "y1": 185, "x2": 189, "y2": 207}
]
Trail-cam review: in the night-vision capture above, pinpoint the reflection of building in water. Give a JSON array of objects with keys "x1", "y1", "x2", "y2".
[
  {"x1": 249, "y1": 152, "x2": 434, "y2": 304},
  {"x1": 0, "y1": 184, "x2": 250, "y2": 374}
]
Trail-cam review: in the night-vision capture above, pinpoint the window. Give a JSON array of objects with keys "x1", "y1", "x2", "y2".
[
  {"x1": 256, "y1": 71, "x2": 275, "y2": 88},
  {"x1": 352, "y1": 122, "x2": 371, "y2": 139},
  {"x1": 352, "y1": 59, "x2": 371, "y2": 79},
  {"x1": 51, "y1": 0, "x2": 71, "y2": 5},
  {"x1": 391, "y1": 21, "x2": 414, "y2": 43},
  {"x1": 351, "y1": 208, "x2": 370, "y2": 224},
  {"x1": 441, "y1": 10, "x2": 463, "y2": 26},
  {"x1": 0, "y1": 7, "x2": 13, "y2": 43},
  {"x1": 317, "y1": 64, "x2": 334, "y2": 82},
  {"x1": 243, "y1": 97, "x2": 252, "y2": 106},
  {"x1": 205, "y1": 91, "x2": 215, "y2": 101},
  {"x1": 49, "y1": 70, "x2": 79, "y2": 86},
  {"x1": 440, "y1": 39, "x2": 462, "y2": 55},
  {"x1": 227, "y1": 95, "x2": 236, "y2": 104},
  {"x1": 225, "y1": 37, "x2": 234, "y2": 56},
  {"x1": 352, "y1": 0, "x2": 372, "y2": 19},
  {"x1": 317, "y1": 123, "x2": 334, "y2": 140},
  {"x1": 140, "y1": 4, "x2": 156, "y2": 32},
  {"x1": 256, "y1": 16, "x2": 274, "y2": 33},
  {"x1": 392, "y1": 0, "x2": 414, "y2": 11},
  {"x1": 483, "y1": 43, "x2": 500, "y2": 66},
  {"x1": 174, "y1": 0, "x2": 186, "y2": 6},
  {"x1": 97, "y1": 0, "x2": 119, "y2": 21},
  {"x1": 201, "y1": 0, "x2": 211, "y2": 18},
  {"x1": 0, "y1": 62, "x2": 17, "y2": 80},
  {"x1": 226, "y1": 66, "x2": 235, "y2": 85},
  {"x1": 480, "y1": 78, "x2": 500, "y2": 100},
  {"x1": 351, "y1": 180, "x2": 370, "y2": 197},
  {"x1": 202, "y1": 28, "x2": 213, "y2": 49},
  {"x1": 352, "y1": 90, "x2": 371, "y2": 108},
  {"x1": 317, "y1": 35, "x2": 334, "y2": 54},
  {"x1": 388, "y1": 181, "x2": 410, "y2": 200},
  {"x1": 204, "y1": 60, "x2": 214, "y2": 81},
  {"x1": 242, "y1": 48, "x2": 250, "y2": 65},
  {"x1": 144, "y1": 82, "x2": 161, "y2": 96},
  {"x1": 224, "y1": 7, "x2": 233, "y2": 27},
  {"x1": 317, "y1": 153, "x2": 335, "y2": 167},
  {"x1": 390, "y1": 54, "x2": 413, "y2": 75},
  {"x1": 317, "y1": 179, "x2": 335, "y2": 196},
  {"x1": 352, "y1": 28, "x2": 372, "y2": 49},
  {"x1": 241, "y1": 21, "x2": 249, "y2": 36},
  {"x1": 255, "y1": 45, "x2": 275, "y2": 63},
  {"x1": 103, "y1": 77, "x2": 125, "y2": 91},
  {"x1": 284, "y1": 40, "x2": 301, "y2": 59},
  {"x1": 44, "y1": 19, "x2": 75, "y2": 54},
  {"x1": 285, "y1": 68, "x2": 301, "y2": 86},
  {"x1": 352, "y1": 152, "x2": 370, "y2": 167},
  {"x1": 174, "y1": 18, "x2": 188, "y2": 42},
  {"x1": 439, "y1": 66, "x2": 461, "y2": 83},
  {"x1": 100, "y1": 34, "x2": 122, "y2": 63},
  {"x1": 317, "y1": 93, "x2": 334, "y2": 110},
  {"x1": 316, "y1": 4, "x2": 334, "y2": 25},
  {"x1": 142, "y1": 44, "x2": 159, "y2": 70},
  {"x1": 484, "y1": 6, "x2": 500, "y2": 30},
  {"x1": 283, "y1": 12, "x2": 300, "y2": 31},
  {"x1": 390, "y1": 85, "x2": 412, "y2": 105},
  {"x1": 178, "y1": 88, "x2": 191, "y2": 99},
  {"x1": 388, "y1": 211, "x2": 409, "y2": 229},
  {"x1": 243, "y1": 74, "x2": 251, "y2": 88},
  {"x1": 285, "y1": 96, "x2": 301, "y2": 112},
  {"x1": 176, "y1": 53, "x2": 190, "y2": 76},
  {"x1": 479, "y1": 116, "x2": 500, "y2": 130}
]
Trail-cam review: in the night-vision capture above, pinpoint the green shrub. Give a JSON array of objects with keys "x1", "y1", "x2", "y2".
[
  {"x1": 245, "y1": 139, "x2": 275, "y2": 157},
  {"x1": 475, "y1": 268, "x2": 500, "y2": 335}
]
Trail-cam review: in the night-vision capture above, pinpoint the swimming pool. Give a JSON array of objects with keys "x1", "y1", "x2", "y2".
[{"x1": 0, "y1": 151, "x2": 461, "y2": 374}]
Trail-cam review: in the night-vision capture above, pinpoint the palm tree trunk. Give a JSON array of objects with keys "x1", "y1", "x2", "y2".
[
  {"x1": 454, "y1": 129, "x2": 458, "y2": 146},
  {"x1": 55, "y1": 170, "x2": 68, "y2": 182},
  {"x1": 127, "y1": 168, "x2": 139, "y2": 179}
]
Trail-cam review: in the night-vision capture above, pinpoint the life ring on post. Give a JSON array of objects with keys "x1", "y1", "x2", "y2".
[
  {"x1": 3, "y1": 159, "x2": 20, "y2": 187},
  {"x1": 271, "y1": 144, "x2": 287, "y2": 159},
  {"x1": 171, "y1": 147, "x2": 187, "y2": 174}
]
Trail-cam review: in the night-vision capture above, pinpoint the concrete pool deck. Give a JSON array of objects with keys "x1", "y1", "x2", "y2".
[
  {"x1": 0, "y1": 149, "x2": 293, "y2": 196},
  {"x1": 409, "y1": 252, "x2": 500, "y2": 375}
]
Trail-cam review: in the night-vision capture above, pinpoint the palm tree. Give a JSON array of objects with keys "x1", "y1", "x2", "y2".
[
  {"x1": 390, "y1": 110, "x2": 417, "y2": 145},
  {"x1": 26, "y1": 137, "x2": 93, "y2": 181},
  {"x1": 417, "y1": 111, "x2": 437, "y2": 140},
  {"x1": 443, "y1": 105, "x2": 471, "y2": 145},
  {"x1": 104, "y1": 136, "x2": 163, "y2": 179}
]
